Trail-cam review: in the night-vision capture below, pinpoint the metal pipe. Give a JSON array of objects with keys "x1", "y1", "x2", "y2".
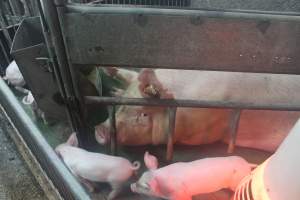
[
  {"x1": 37, "y1": 0, "x2": 76, "y2": 132},
  {"x1": 65, "y1": 5, "x2": 300, "y2": 22},
  {"x1": 0, "y1": 9, "x2": 12, "y2": 47},
  {"x1": 167, "y1": 107, "x2": 177, "y2": 161},
  {"x1": 0, "y1": 77, "x2": 91, "y2": 200},
  {"x1": 108, "y1": 106, "x2": 117, "y2": 155},
  {"x1": 84, "y1": 96, "x2": 300, "y2": 111},
  {"x1": 40, "y1": 0, "x2": 87, "y2": 147},
  {"x1": 227, "y1": 109, "x2": 241, "y2": 153}
]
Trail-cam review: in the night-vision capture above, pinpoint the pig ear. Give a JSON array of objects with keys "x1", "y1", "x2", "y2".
[
  {"x1": 67, "y1": 132, "x2": 79, "y2": 147},
  {"x1": 138, "y1": 69, "x2": 173, "y2": 99},
  {"x1": 138, "y1": 69, "x2": 161, "y2": 98},
  {"x1": 144, "y1": 151, "x2": 158, "y2": 170}
]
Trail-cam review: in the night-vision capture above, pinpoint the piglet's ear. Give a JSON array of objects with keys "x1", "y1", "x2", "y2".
[
  {"x1": 66, "y1": 132, "x2": 79, "y2": 147},
  {"x1": 144, "y1": 151, "x2": 158, "y2": 170}
]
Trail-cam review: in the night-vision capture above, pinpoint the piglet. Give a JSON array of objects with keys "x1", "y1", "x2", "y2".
[
  {"x1": 131, "y1": 152, "x2": 256, "y2": 200},
  {"x1": 55, "y1": 133, "x2": 141, "y2": 199},
  {"x1": 22, "y1": 91, "x2": 48, "y2": 125},
  {"x1": 3, "y1": 61, "x2": 28, "y2": 94}
]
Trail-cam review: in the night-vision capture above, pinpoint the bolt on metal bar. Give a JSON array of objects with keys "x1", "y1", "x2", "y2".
[
  {"x1": 227, "y1": 109, "x2": 242, "y2": 153},
  {"x1": 108, "y1": 105, "x2": 117, "y2": 155},
  {"x1": 84, "y1": 96, "x2": 300, "y2": 111},
  {"x1": 167, "y1": 107, "x2": 177, "y2": 161}
]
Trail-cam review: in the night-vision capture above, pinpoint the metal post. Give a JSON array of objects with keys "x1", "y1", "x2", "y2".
[
  {"x1": 227, "y1": 109, "x2": 241, "y2": 153},
  {"x1": 40, "y1": 0, "x2": 88, "y2": 147},
  {"x1": 108, "y1": 105, "x2": 117, "y2": 155},
  {"x1": 0, "y1": 39, "x2": 10, "y2": 65},
  {"x1": 0, "y1": 9, "x2": 12, "y2": 47},
  {"x1": 167, "y1": 107, "x2": 177, "y2": 161},
  {"x1": 8, "y1": 0, "x2": 22, "y2": 16}
]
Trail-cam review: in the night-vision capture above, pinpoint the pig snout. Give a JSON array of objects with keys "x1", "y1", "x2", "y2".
[{"x1": 95, "y1": 122, "x2": 110, "y2": 144}]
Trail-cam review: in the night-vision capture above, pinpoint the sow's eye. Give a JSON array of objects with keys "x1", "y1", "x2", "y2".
[{"x1": 140, "y1": 113, "x2": 148, "y2": 117}]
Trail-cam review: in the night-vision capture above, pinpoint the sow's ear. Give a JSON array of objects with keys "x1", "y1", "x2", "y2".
[
  {"x1": 144, "y1": 151, "x2": 159, "y2": 170},
  {"x1": 66, "y1": 132, "x2": 79, "y2": 147},
  {"x1": 138, "y1": 69, "x2": 160, "y2": 98}
]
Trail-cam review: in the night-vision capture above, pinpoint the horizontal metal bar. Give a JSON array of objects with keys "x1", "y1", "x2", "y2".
[
  {"x1": 84, "y1": 96, "x2": 300, "y2": 111},
  {"x1": 66, "y1": 5, "x2": 300, "y2": 20},
  {"x1": 60, "y1": 5, "x2": 300, "y2": 74}
]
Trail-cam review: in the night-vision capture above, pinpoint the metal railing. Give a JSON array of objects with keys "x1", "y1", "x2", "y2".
[{"x1": 40, "y1": 0, "x2": 300, "y2": 163}]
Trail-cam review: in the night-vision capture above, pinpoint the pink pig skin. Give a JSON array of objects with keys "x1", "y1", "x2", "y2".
[
  {"x1": 55, "y1": 133, "x2": 140, "y2": 200},
  {"x1": 131, "y1": 152, "x2": 256, "y2": 200},
  {"x1": 95, "y1": 69, "x2": 300, "y2": 152}
]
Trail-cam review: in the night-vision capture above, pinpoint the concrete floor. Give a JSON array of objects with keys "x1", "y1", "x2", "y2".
[{"x1": 0, "y1": 108, "x2": 46, "y2": 200}]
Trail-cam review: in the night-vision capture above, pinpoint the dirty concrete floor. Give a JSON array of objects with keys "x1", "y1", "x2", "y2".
[{"x1": 0, "y1": 109, "x2": 46, "y2": 200}]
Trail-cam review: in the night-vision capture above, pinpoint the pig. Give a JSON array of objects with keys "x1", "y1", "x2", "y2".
[
  {"x1": 95, "y1": 69, "x2": 300, "y2": 152},
  {"x1": 55, "y1": 133, "x2": 141, "y2": 199},
  {"x1": 22, "y1": 91, "x2": 49, "y2": 125},
  {"x1": 3, "y1": 61, "x2": 28, "y2": 94},
  {"x1": 131, "y1": 152, "x2": 256, "y2": 200}
]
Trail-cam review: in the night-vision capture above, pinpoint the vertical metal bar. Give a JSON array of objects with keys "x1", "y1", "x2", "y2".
[
  {"x1": 40, "y1": 0, "x2": 87, "y2": 148},
  {"x1": 167, "y1": 107, "x2": 177, "y2": 161},
  {"x1": 0, "y1": 38, "x2": 10, "y2": 64},
  {"x1": 0, "y1": 10, "x2": 12, "y2": 47},
  {"x1": 227, "y1": 109, "x2": 242, "y2": 153},
  {"x1": 108, "y1": 105, "x2": 117, "y2": 155}
]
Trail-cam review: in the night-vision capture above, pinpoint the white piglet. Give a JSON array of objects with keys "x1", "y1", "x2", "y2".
[
  {"x1": 3, "y1": 61, "x2": 28, "y2": 94},
  {"x1": 55, "y1": 133, "x2": 141, "y2": 199},
  {"x1": 131, "y1": 152, "x2": 256, "y2": 200}
]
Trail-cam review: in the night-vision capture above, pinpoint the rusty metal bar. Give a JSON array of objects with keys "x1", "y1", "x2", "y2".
[
  {"x1": 108, "y1": 105, "x2": 117, "y2": 155},
  {"x1": 167, "y1": 107, "x2": 177, "y2": 161},
  {"x1": 84, "y1": 96, "x2": 300, "y2": 111},
  {"x1": 227, "y1": 109, "x2": 242, "y2": 153}
]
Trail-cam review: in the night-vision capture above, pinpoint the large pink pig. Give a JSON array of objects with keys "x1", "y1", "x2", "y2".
[
  {"x1": 55, "y1": 133, "x2": 141, "y2": 199},
  {"x1": 131, "y1": 152, "x2": 256, "y2": 200},
  {"x1": 95, "y1": 69, "x2": 300, "y2": 152}
]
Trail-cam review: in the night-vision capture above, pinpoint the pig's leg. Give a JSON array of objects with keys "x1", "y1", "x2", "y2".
[
  {"x1": 78, "y1": 177, "x2": 95, "y2": 193},
  {"x1": 108, "y1": 182, "x2": 122, "y2": 200},
  {"x1": 14, "y1": 86, "x2": 30, "y2": 94}
]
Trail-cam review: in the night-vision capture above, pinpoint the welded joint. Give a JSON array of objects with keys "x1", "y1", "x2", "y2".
[
  {"x1": 166, "y1": 107, "x2": 177, "y2": 161},
  {"x1": 227, "y1": 109, "x2": 242, "y2": 154}
]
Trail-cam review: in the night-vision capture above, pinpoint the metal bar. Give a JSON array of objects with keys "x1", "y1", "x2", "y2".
[
  {"x1": 40, "y1": 0, "x2": 88, "y2": 148},
  {"x1": 8, "y1": 0, "x2": 21, "y2": 16},
  {"x1": 66, "y1": 5, "x2": 300, "y2": 20},
  {"x1": 0, "y1": 77, "x2": 91, "y2": 200},
  {"x1": 0, "y1": 38, "x2": 10, "y2": 64},
  {"x1": 85, "y1": 96, "x2": 300, "y2": 111},
  {"x1": 0, "y1": 10, "x2": 12, "y2": 47},
  {"x1": 167, "y1": 107, "x2": 176, "y2": 161},
  {"x1": 62, "y1": 6, "x2": 300, "y2": 74},
  {"x1": 108, "y1": 105, "x2": 117, "y2": 155},
  {"x1": 227, "y1": 109, "x2": 241, "y2": 153},
  {"x1": 37, "y1": 0, "x2": 76, "y2": 131}
]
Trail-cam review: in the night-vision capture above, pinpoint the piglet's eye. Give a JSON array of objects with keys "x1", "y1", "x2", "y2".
[{"x1": 141, "y1": 113, "x2": 148, "y2": 117}]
